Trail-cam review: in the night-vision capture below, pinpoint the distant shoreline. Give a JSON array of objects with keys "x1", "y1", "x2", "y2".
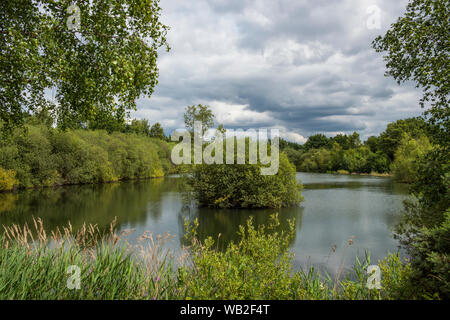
[
  {"x1": 297, "y1": 171, "x2": 393, "y2": 178},
  {"x1": 0, "y1": 175, "x2": 166, "y2": 194}
]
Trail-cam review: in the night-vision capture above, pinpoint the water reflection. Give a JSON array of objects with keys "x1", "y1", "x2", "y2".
[
  {"x1": 0, "y1": 172, "x2": 409, "y2": 275},
  {"x1": 0, "y1": 178, "x2": 185, "y2": 234},
  {"x1": 178, "y1": 206, "x2": 304, "y2": 250}
]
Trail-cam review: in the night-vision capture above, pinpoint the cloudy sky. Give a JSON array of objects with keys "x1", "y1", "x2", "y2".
[{"x1": 132, "y1": 0, "x2": 424, "y2": 144}]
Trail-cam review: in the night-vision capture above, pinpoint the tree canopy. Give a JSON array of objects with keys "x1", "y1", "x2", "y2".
[
  {"x1": 373, "y1": 0, "x2": 449, "y2": 298},
  {"x1": 372, "y1": 0, "x2": 449, "y2": 143},
  {"x1": 183, "y1": 104, "x2": 215, "y2": 136},
  {"x1": 377, "y1": 117, "x2": 429, "y2": 160},
  {"x1": 149, "y1": 122, "x2": 165, "y2": 140},
  {"x1": 0, "y1": 0, "x2": 169, "y2": 131}
]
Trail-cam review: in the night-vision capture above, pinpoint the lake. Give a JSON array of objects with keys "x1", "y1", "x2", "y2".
[{"x1": 0, "y1": 172, "x2": 409, "y2": 276}]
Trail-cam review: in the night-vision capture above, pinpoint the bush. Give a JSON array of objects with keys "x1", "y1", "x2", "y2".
[
  {"x1": 0, "y1": 125, "x2": 173, "y2": 189},
  {"x1": 299, "y1": 148, "x2": 331, "y2": 173},
  {"x1": 0, "y1": 168, "x2": 18, "y2": 191},
  {"x1": 339, "y1": 252, "x2": 415, "y2": 300},
  {"x1": 0, "y1": 125, "x2": 61, "y2": 188},
  {"x1": 189, "y1": 146, "x2": 303, "y2": 208},
  {"x1": 391, "y1": 134, "x2": 433, "y2": 183},
  {"x1": 177, "y1": 214, "x2": 308, "y2": 299},
  {"x1": 407, "y1": 209, "x2": 450, "y2": 299},
  {"x1": 283, "y1": 147, "x2": 303, "y2": 171}
]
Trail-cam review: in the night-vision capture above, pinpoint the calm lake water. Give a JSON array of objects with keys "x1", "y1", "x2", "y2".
[{"x1": 0, "y1": 172, "x2": 409, "y2": 275}]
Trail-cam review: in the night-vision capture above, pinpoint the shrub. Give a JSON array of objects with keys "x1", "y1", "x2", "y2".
[
  {"x1": 0, "y1": 125, "x2": 61, "y2": 188},
  {"x1": 406, "y1": 209, "x2": 450, "y2": 299},
  {"x1": 177, "y1": 214, "x2": 308, "y2": 299},
  {"x1": 299, "y1": 148, "x2": 331, "y2": 173},
  {"x1": 339, "y1": 252, "x2": 415, "y2": 300},
  {"x1": 50, "y1": 130, "x2": 116, "y2": 184},
  {"x1": 377, "y1": 253, "x2": 415, "y2": 299},
  {"x1": 189, "y1": 147, "x2": 303, "y2": 208},
  {"x1": 0, "y1": 168, "x2": 18, "y2": 191},
  {"x1": 391, "y1": 134, "x2": 432, "y2": 183},
  {"x1": 342, "y1": 147, "x2": 370, "y2": 173},
  {"x1": 283, "y1": 147, "x2": 303, "y2": 171},
  {"x1": 0, "y1": 125, "x2": 172, "y2": 189}
]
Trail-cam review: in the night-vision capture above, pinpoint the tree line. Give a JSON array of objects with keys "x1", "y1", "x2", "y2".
[
  {"x1": 0, "y1": 119, "x2": 174, "y2": 192},
  {"x1": 279, "y1": 117, "x2": 433, "y2": 183}
]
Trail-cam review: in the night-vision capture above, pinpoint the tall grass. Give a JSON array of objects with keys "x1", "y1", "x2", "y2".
[
  {"x1": 0, "y1": 217, "x2": 180, "y2": 299},
  {"x1": 0, "y1": 216, "x2": 416, "y2": 300}
]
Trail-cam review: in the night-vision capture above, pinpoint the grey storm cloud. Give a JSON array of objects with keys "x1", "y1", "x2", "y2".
[{"x1": 133, "y1": 0, "x2": 424, "y2": 143}]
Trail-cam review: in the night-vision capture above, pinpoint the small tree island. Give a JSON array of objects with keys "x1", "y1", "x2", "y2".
[{"x1": 180, "y1": 105, "x2": 304, "y2": 209}]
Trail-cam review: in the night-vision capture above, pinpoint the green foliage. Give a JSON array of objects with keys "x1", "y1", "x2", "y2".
[
  {"x1": 0, "y1": 125, "x2": 173, "y2": 189},
  {"x1": 372, "y1": 0, "x2": 449, "y2": 137},
  {"x1": 332, "y1": 132, "x2": 361, "y2": 150},
  {"x1": 0, "y1": 1, "x2": 49, "y2": 132},
  {"x1": 283, "y1": 118, "x2": 428, "y2": 176},
  {"x1": 5, "y1": 125, "x2": 61, "y2": 188},
  {"x1": 0, "y1": 242, "x2": 173, "y2": 300},
  {"x1": 397, "y1": 209, "x2": 450, "y2": 299},
  {"x1": 374, "y1": 0, "x2": 449, "y2": 299},
  {"x1": 180, "y1": 216, "x2": 419, "y2": 300},
  {"x1": 412, "y1": 149, "x2": 450, "y2": 220},
  {"x1": 87, "y1": 109, "x2": 126, "y2": 133},
  {"x1": 0, "y1": 168, "x2": 18, "y2": 191},
  {"x1": 177, "y1": 214, "x2": 309, "y2": 299},
  {"x1": 391, "y1": 134, "x2": 433, "y2": 183},
  {"x1": 0, "y1": 0, "x2": 170, "y2": 131},
  {"x1": 26, "y1": 107, "x2": 55, "y2": 128},
  {"x1": 394, "y1": 157, "x2": 449, "y2": 299},
  {"x1": 296, "y1": 144, "x2": 390, "y2": 174},
  {"x1": 367, "y1": 151, "x2": 390, "y2": 174},
  {"x1": 283, "y1": 147, "x2": 303, "y2": 171},
  {"x1": 279, "y1": 138, "x2": 304, "y2": 151},
  {"x1": 342, "y1": 147, "x2": 371, "y2": 173},
  {"x1": 303, "y1": 134, "x2": 332, "y2": 150},
  {"x1": 124, "y1": 119, "x2": 151, "y2": 136},
  {"x1": 377, "y1": 253, "x2": 416, "y2": 299},
  {"x1": 50, "y1": 130, "x2": 116, "y2": 184},
  {"x1": 0, "y1": 216, "x2": 420, "y2": 300},
  {"x1": 189, "y1": 145, "x2": 303, "y2": 208},
  {"x1": 339, "y1": 253, "x2": 415, "y2": 300},
  {"x1": 184, "y1": 104, "x2": 215, "y2": 136},
  {"x1": 301, "y1": 132, "x2": 361, "y2": 152},
  {"x1": 378, "y1": 118, "x2": 429, "y2": 160},
  {"x1": 365, "y1": 136, "x2": 379, "y2": 153},
  {"x1": 149, "y1": 122, "x2": 166, "y2": 140},
  {"x1": 282, "y1": 131, "x2": 390, "y2": 174},
  {"x1": 299, "y1": 148, "x2": 332, "y2": 173}
]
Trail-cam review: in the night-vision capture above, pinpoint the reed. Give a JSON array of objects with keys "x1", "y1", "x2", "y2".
[
  {"x1": 0, "y1": 216, "x2": 414, "y2": 300},
  {"x1": 0, "y1": 217, "x2": 179, "y2": 300}
]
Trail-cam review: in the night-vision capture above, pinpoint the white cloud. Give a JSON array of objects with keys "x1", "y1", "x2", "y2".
[
  {"x1": 209, "y1": 101, "x2": 273, "y2": 126},
  {"x1": 280, "y1": 130, "x2": 307, "y2": 144},
  {"x1": 133, "y1": 0, "x2": 424, "y2": 141}
]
